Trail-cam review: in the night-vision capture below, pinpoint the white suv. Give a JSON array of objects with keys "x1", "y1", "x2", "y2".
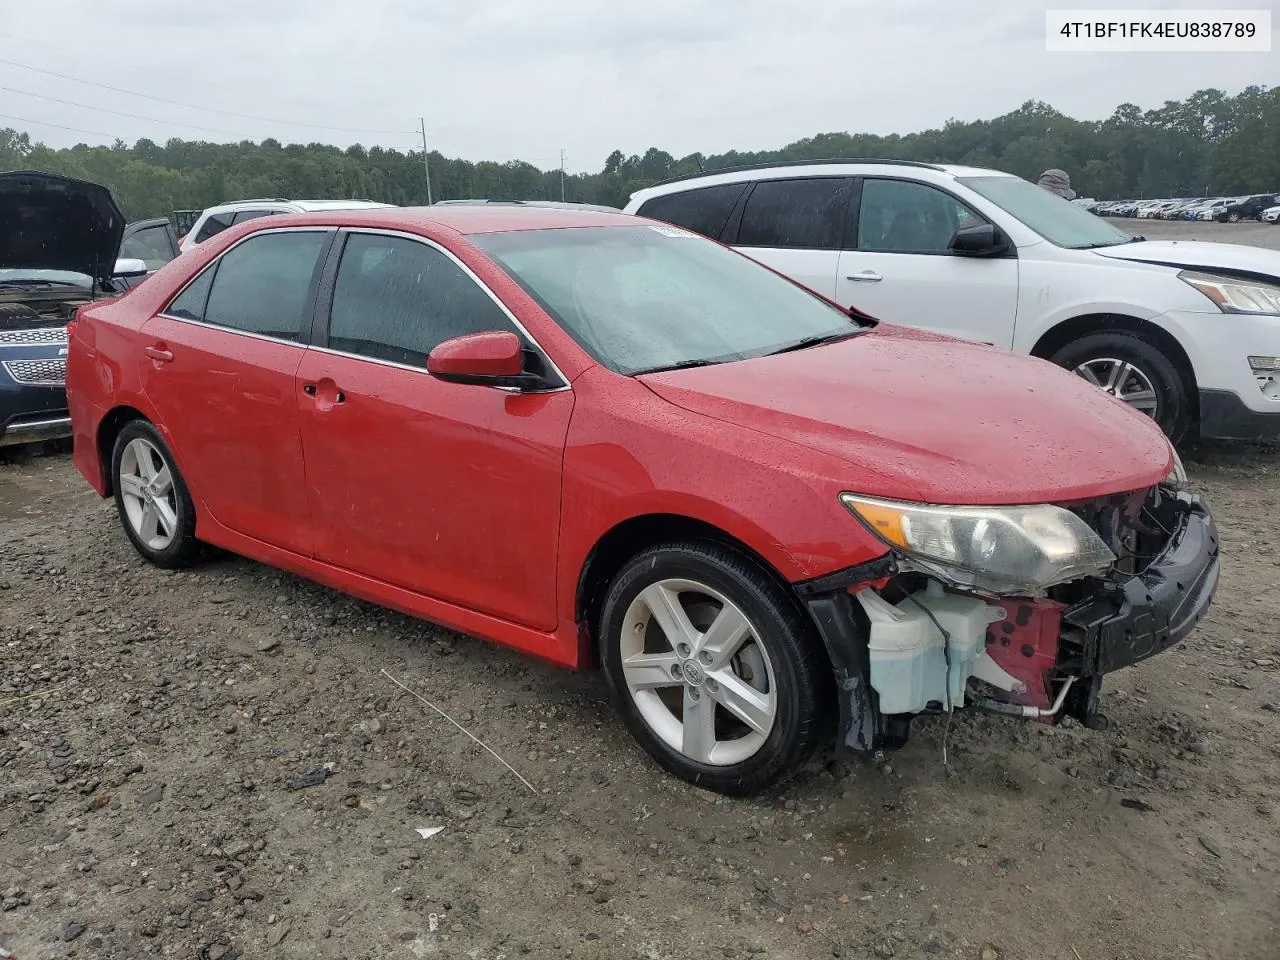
[
  {"x1": 625, "y1": 161, "x2": 1280, "y2": 442},
  {"x1": 179, "y1": 198, "x2": 394, "y2": 252}
]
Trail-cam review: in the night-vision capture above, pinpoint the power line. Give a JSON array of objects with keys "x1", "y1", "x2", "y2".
[
  {"x1": 0, "y1": 111, "x2": 121, "y2": 140},
  {"x1": 0, "y1": 83, "x2": 246, "y2": 138},
  {"x1": 0, "y1": 55, "x2": 414, "y2": 137},
  {"x1": 0, "y1": 30, "x2": 343, "y2": 116}
]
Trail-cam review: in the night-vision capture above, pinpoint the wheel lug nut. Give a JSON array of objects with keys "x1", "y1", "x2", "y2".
[
  {"x1": 671, "y1": 663, "x2": 682, "y2": 678},
  {"x1": 677, "y1": 643, "x2": 691, "y2": 657},
  {"x1": 699, "y1": 651, "x2": 712, "y2": 664}
]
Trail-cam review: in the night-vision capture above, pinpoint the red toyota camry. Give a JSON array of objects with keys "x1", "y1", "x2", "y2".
[{"x1": 65, "y1": 206, "x2": 1219, "y2": 795}]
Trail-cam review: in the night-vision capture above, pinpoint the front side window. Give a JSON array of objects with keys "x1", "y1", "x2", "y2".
[
  {"x1": 166, "y1": 231, "x2": 327, "y2": 341},
  {"x1": 958, "y1": 175, "x2": 1132, "y2": 249},
  {"x1": 856, "y1": 179, "x2": 986, "y2": 253},
  {"x1": 119, "y1": 225, "x2": 175, "y2": 270},
  {"x1": 474, "y1": 224, "x2": 863, "y2": 375},
  {"x1": 735, "y1": 177, "x2": 852, "y2": 250},
  {"x1": 327, "y1": 233, "x2": 517, "y2": 367},
  {"x1": 194, "y1": 211, "x2": 235, "y2": 244},
  {"x1": 637, "y1": 183, "x2": 747, "y2": 240}
]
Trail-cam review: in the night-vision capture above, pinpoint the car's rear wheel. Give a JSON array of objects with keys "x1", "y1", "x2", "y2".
[
  {"x1": 111, "y1": 420, "x2": 201, "y2": 568},
  {"x1": 1228, "y1": 212, "x2": 1241, "y2": 223},
  {"x1": 1050, "y1": 331, "x2": 1192, "y2": 443},
  {"x1": 599, "y1": 542, "x2": 828, "y2": 796}
]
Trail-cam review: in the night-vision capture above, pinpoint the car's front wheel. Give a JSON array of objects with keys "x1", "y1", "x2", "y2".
[
  {"x1": 599, "y1": 542, "x2": 828, "y2": 796},
  {"x1": 1050, "y1": 331, "x2": 1192, "y2": 443},
  {"x1": 111, "y1": 420, "x2": 201, "y2": 568}
]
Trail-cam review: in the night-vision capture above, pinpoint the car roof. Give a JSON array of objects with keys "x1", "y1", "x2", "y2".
[
  {"x1": 243, "y1": 204, "x2": 639, "y2": 236},
  {"x1": 628, "y1": 159, "x2": 1015, "y2": 203},
  {"x1": 204, "y1": 198, "x2": 393, "y2": 213}
]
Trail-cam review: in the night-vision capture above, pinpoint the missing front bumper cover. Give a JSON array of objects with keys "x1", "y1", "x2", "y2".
[{"x1": 801, "y1": 493, "x2": 1220, "y2": 754}]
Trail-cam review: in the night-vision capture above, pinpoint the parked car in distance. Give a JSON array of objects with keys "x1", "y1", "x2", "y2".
[
  {"x1": 117, "y1": 217, "x2": 182, "y2": 289},
  {"x1": 434, "y1": 199, "x2": 622, "y2": 212},
  {"x1": 67, "y1": 205, "x2": 1218, "y2": 795},
  {"x1": 625, "y1": 160, "x2": 1280, "y2": 442},
  {"x1": 1216, "y1": 194, "x2": 1280, "y2": 222},
  {"x1": 178, "y1": 198, "x2": 395, "y2": 252},
  {"x1": 1, "y1": 170, "x2": 148, "y2": 448},
  {"x1": 1263, "y1": 204, "x2": 1280, "y2": 224}
]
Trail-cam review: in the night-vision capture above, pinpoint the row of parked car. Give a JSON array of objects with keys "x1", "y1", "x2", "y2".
[{"x1": 1086, "y1": 193, "x2": 1280, "y2": 223}]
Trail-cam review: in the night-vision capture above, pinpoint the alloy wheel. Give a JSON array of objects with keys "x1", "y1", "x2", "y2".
[
  {"x1": 618, "y1": 578, "x2": 777, "y2": 766},
  {"x1": 118, "y1": 437, "x2": 179, "y2": 551},
  {"x1": 1074, "y1": 357, "x2": 1160, "y2": 418}
]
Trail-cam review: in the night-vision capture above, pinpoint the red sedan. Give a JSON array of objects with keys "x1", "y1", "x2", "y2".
[{"x1": 66, "y1": 206, "x2": 1219, "y2": 795}]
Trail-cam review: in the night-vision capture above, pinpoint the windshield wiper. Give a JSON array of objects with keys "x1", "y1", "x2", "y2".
[
  {"x1": 633, "y1": 358, "x2": 721, "y2": 375},
  {"x1": 765, "y1": 330, "x2": 861, "y2": 356}
]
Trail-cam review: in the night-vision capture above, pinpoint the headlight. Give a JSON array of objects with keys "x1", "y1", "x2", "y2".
[
  {"x1": 1180, "y1": 270, "x2": 1280, "y2": 316},
  {"x1": 840, "y1": 494, "x2": 1116, "y2": 595},
  {"x1": 1164, "y1": 441, "x2": 1187, "y2": 488}
]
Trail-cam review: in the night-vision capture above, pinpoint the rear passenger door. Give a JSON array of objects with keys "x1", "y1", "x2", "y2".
[
  {"x1": 140, "y1": 228, "x2": 334, "y2": 555},
  {"x1": 725, "y1": 177, "x2": 854, "y2": 300}
]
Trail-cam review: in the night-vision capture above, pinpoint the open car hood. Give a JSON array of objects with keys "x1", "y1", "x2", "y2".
[
  {"x1": 641, "y1": 326, "x2": 1172, "y2": 505},
  {"x1": 0, "y1": 170, "x2": 125, "y2": 286}
]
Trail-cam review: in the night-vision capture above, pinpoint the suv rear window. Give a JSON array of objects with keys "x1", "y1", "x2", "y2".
[
  {"x1": 194, "y1": 211, "x2": 235, "y2": 243},
  {"x1": 636, "y1": 183, "x2": 747, "y2": 240},
  {"x1": 735, "y1": 178, "x2": 852, "y2": 251}
]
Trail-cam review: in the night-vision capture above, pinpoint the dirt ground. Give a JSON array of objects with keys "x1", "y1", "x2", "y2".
[{"x1": 2, "y1": 221, "x2": 1279, "y2": 960}]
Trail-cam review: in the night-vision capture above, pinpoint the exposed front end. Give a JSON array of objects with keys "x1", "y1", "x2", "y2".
[
  {"x1": 802, "y1": 482, "x2": 1219, "y2": 752},
  {"x1": 0, "y1": 302, "x2": 79, "y2": 447}
]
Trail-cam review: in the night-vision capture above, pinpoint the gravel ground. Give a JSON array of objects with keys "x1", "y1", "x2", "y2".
[{"x1": 2, "y1": 221, "x2": 1279, "y2": 960}]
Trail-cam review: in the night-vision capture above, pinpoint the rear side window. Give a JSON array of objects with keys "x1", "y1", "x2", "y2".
[
  {"x1": 735, "y1": 178, "x2": 852, "y2": 250},
  {"x1": 167, "y1": 231, "x2": 327, "y2": 342},
  {"x1": 636, "y1": 183, "x2": 747, "y2": 240},
  {"x1": 326, "y1": 233, "x2": 517, "y2": 368},
  {"x1": 194, "y1": 211, "x2": 235, "y2": 243}
]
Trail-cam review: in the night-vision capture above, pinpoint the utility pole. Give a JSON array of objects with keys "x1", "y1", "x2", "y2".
[
  {"x1": 419, "y1": 118, "x2": 433, "y2": 205},
  {"x1": 560, "y1": 149, "x2": 566, "y2": 202}
]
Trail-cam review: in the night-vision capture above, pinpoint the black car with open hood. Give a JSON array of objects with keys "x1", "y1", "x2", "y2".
[{"x1": 0, "y1": 170, "x2": 152, "y2": 448}]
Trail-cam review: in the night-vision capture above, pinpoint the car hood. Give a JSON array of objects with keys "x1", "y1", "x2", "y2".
[
  {"x1": 0, "y1": 170, "x2": 125, "y2": 286},
  {"x1": 1092, "y1": 239, "x2": 1280, "y2": 280},
  {"x1": 641, "y1": 326, "x2": 1172, "y2": 505}
]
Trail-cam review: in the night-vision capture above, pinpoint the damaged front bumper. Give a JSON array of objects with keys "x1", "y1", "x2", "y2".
[{"x1": 799, "y1": 493, "x2": 1220, "y2": 753}]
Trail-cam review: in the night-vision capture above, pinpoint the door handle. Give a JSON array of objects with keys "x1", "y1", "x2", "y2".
[
  {"x1": 144, "y1": 345, "x2": 174, "y2": 362},
  {"x1": 303, "y1": 384, "x2": 316, "y2": 396},
  {"x1": 303, "y1": 381, "x2": 346, "y2": 404},
  {"x1": 845, "y1": 271, "x2": 883, "y2": 282}
]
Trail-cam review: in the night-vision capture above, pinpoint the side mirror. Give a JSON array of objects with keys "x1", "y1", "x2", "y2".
[
  {"x1": 427, "y1": 331, "x2": 540, "y2": 388},
  {"x1": 949, "y1": 224, "x2": 1012, "y2": 258},
  {"x1": 113, "y1": 257, "x2": 149, "y2": 277}
]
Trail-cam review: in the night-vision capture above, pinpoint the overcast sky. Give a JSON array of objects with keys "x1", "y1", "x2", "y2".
[{"x1": 1, "y1": 0, "x2": 1276, "y2": 172}]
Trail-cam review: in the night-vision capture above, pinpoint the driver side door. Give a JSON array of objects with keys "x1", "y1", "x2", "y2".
[
  {"x1": 835, "y1": 177, "x2": 1019, "y2": 346},
  {"x1": 294, "y1": 230, "x2": 574, "y2": 631}
]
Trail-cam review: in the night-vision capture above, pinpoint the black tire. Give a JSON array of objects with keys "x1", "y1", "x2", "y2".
[
  {"x1": 110, "y1": 420, "x2": 201, "y2": 568},
  {"x1": 598, "y1": 541, "x2": 829, "y2": 796},
  {"x1": 1049, "y1": 331, "x2": 1192, "y2": 443},
  {"x1": 1227, "y1": 212, "x2": 1241, "y2": 223}
]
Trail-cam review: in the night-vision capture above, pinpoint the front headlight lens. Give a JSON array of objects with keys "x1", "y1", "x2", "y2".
[
  {"x1": 1164, "y1": 441, "x2": 1187, "y2": 487},
  {"x1": 840, "y1": 494, "x2": 1116, "y2": 595},
  {"x1": 1180, "y1": 270, "x2": 1280, "y2": 316}
]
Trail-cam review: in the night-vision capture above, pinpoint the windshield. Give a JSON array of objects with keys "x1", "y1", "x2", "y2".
[
  {"x1": 0, "y1": 268, "x2": 92, "y2": 286},
  {"x1": 959, "y1": 175, "x2": 1133, "y2": 249},
  {"x1": 472, "y1": 224, "x2": 863, "y2": 375}
]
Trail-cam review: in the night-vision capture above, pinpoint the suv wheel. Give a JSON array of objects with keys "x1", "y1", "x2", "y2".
[
  {"x1": 1050, "y1": 331, "x2": 1192, "y2": 442},
  {"x1": 1227, "y1": 212, "x2": 1241, "y2": 223},
  {"x1": 599, "y1": 542, "x2": 828, "y2": 796},
  {"x1": 111, "y1": 420, "x2": 201, "y2": 568}
]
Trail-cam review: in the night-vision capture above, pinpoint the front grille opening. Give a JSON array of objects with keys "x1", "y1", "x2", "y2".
[{"x1": 2, "y1": 358, "x2": 67, "y2": 385}]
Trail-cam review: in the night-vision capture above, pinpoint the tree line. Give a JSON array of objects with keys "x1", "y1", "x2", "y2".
[{"x1": 1, "y1": 85, "x2": 1276, "y2": 222}]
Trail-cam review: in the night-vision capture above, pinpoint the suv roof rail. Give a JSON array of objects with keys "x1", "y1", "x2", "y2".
[
  {"x1": 650, "y1": 157, "x2": 947, "y2": 187},
  {"x1": 215, "y1": 197, "x2": 292, "y2": 205}
]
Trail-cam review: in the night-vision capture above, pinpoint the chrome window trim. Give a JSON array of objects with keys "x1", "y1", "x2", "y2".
[{"x1": 329, "y1": 227, "x2": 571, "y2": 390}]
